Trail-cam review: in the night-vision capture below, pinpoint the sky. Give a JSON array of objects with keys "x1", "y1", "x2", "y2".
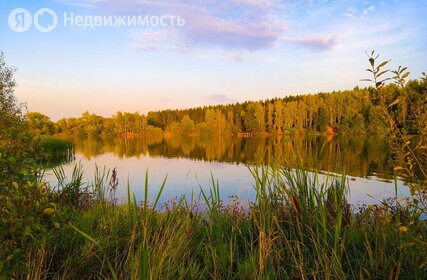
[{"x1": 0, "y1": 0, "x2": 426, "y2": 121}]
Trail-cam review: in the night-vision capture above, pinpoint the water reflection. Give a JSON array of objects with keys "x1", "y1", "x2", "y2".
[
  {"x1": 71, "y1": 135, "x2": 393, "y2": 180},
  {"x1": 47, "y1": 135, "x2": 409, "y2": 206}
]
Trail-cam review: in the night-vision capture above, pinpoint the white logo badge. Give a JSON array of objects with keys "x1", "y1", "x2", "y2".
[
  {"x1": 34, "y1": 8, "x2": 58, "y2": 32},
  {"x1": 8, "y1": 8, "x2": 32, "y2": 32},
  {"x1": 8, "y1": 8, "x2": 58, "y2": 32}
]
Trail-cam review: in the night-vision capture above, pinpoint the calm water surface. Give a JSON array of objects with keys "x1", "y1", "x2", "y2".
[{"x1": 47, "y1": 135, "x2": 410, "y2": 206}]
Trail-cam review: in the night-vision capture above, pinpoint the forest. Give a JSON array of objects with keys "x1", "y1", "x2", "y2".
[{"x1": 26, "y1": 78, "x2": 427, "y2": 138}]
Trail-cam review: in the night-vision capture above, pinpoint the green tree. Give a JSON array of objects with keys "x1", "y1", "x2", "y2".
[
  {"x1": 314, "y1": 107, "x2": 328, "y2": 132},
  {"x1": 215, "y1": 109, "x2": 227, "y2": 135},
  {"x1": 0, "y1": 52, "x2": 22, "y2": 129},
  {"x1": 1, "y1": 53, "x2": 41, "y2": 184},
  {"x1": 113, "y1": 112, "x2": 126, "y2": 135},
  {"x1": 267, "y1": 103, "x2": 274, "y2": 133},
  {"x1": 274, "y1": 100, "x2": 284, "y2": 133},
  {"x1": 180, "y1": 114, "x2": 195, "y2": 135},
  {"x1": 26, "y1": 112, "x2": 54, "y2": 135},
  {"x1": 245, "y1": 102, "x2": 265, "y2": 132},
  {"x1": 81, "y1": 111, "x2": 104, "y2": 136}
]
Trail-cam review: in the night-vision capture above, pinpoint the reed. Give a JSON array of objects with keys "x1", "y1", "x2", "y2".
[
  {"x1": 39, "y1": 135, "x2": 74, "y2": 166},
  {"x1": 10, "y1": 165, "x2": 427, "y2": 279}
]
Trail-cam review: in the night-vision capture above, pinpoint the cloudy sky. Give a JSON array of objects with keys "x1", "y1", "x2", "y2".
[{"x1": 0, "y1": 0, "x2": 426, "y2": 120}]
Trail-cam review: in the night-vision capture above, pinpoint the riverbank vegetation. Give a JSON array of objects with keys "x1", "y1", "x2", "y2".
[
  {"x1": 3, "y1": 165, "x2": 427, "y2": 279},
  {"x1": 1, "y1": 50, "x2": 427, "y2": 279},
  {"x1": 0, "y1": 53, "x2": 73, "y2": 185}
]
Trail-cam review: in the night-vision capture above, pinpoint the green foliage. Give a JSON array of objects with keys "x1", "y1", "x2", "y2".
[
  {"x1": 53, "y1": 164, "x2": 88, "y2": 209},
  {"x1": 205, "y1": 108, "x2": 228, "y2": 135},
  {"x1": 51, "y1": 79, "x2": 427, "y2": 137},
  {"x1": 314, "y1": 107, "x2": 328, "y2": 132},
  {"x1": 0, "y1": 52, "x2": 21, "y2": 128},
  {"x1": 25, "y1": 112, "x2": 54, "y2": 135},
  {"x1": 0, "y1": 181, "x2": 60, "y2": 278},
  {"x1": 1, "y1": 132, "x2": 73, "y2": 186},
  {"x1": 1, "y1": 48, "x2": 426, "y2": 279},
  {"x1": 12, "y1": 167, "x2": 427, "y2": 279},
  {"x1": 0, "y1": 54, "x2": 46, "y2": 186},
  {"x1": 244, "y1": 102, "x2": 265, "y2": 132},
  {"x1": 0, "y1": 54, "x2": 74, "y2": 279},
  {"x1": 363, "y1": 50, "x2": 427, "y2": 185},
  {"x1": 180, "y1": 114, "x2": 195, "y2": 135},
  {"x1": 39, "y1": 136, "x2": 74, "y2": 166}
]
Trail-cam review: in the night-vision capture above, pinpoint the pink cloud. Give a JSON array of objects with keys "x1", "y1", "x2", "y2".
[
  {"x1": 183, "y1": 13, "x2": 284, "y2": 50},
  {"x1": 286, "y1": 35, "x2": 339, "y2": 51},
  {"x1": 66, "y1": 0, "x2": 286, "y2": 51},
  {"x1": 232, "y1": 0, "x2": 277, "y2": 8},
  {"x1": 206, "y1": 94, "x2": 237, "y2": 104}
]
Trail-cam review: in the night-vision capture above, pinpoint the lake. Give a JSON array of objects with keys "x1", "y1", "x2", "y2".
[{"x1": 46, "y1": 134, "x2": 410, "y2": 206}]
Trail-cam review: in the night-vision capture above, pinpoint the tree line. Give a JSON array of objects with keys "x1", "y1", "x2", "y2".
[{"x1": 26, "y1": 79, "x2": 427, "y2": 138}]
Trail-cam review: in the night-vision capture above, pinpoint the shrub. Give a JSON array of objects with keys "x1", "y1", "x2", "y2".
[{"x1": 0, "y1": 181, "x2": 60, "y2": 278}]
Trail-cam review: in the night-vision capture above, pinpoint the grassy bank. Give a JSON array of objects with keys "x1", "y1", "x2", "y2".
[
  {"x1": 38, "y1": 136, "x2": 74, "y2": 166},
  {"x1": 2, "y1": 166, "x2": 426, "y2": 279}
]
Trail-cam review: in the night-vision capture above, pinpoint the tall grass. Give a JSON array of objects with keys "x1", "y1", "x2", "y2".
[
  {"x1": 20, "y1": 165, "x2": 427, "y2": 279},
  {"x1": 39, "y1": 136, "x2": 74, "y2": 166}
]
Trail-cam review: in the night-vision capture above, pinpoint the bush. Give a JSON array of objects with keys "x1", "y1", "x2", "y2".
[{"x1": 0, "y1": 181, "x2": 61, "y2": 278}]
